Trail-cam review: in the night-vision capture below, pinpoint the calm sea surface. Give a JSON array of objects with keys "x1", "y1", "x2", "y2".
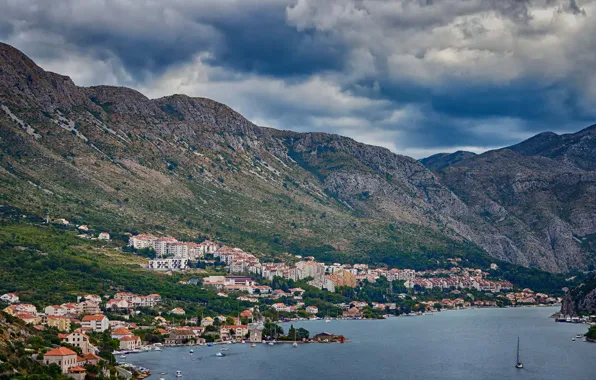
[{"x1": 126, "y1": 307, "x2": 595, "y2": 380}]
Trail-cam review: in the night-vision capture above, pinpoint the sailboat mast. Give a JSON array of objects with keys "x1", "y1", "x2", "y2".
[{"x1": 517, "y1": 337, "x2": 520, "y2": 363}]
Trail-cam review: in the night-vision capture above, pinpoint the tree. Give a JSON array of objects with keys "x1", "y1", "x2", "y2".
[
  {"x1": 587, "y1": 326, "x2": 596, "y2": 341},
  {"x1": 263, "y1": 322, "x2": 283, "y2": 338},
  {"x1": 297, "y1": 327, "x2": 309, "y2": 340}
]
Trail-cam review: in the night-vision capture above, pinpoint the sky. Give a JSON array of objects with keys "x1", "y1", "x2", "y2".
[{"x1": 1, "y1": 0, "x2": 596, "y2": 158}]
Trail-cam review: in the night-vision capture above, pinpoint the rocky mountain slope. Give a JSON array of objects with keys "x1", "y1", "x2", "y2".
[
  {"x1": 561, "y1": 274, "x2": 596, "y2": 315},
  {"x1": 425, "y1": 128, "x2": 596, "y2": 272},
  {"x1": 0, "y1": 42, "x2": 594, "y2": 272},
  {"x1": 419, "y1": 151, "x2": 477, "y2": 172}
]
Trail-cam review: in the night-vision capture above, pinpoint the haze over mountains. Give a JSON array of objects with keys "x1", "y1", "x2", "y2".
[{"x1": 1, "y1": 42, "x2": 595, "y2": 273}]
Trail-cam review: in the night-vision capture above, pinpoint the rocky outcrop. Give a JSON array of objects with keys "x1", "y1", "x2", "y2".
[{"x1": 561, "y1": 275, "x2": 596, "y2": 315}]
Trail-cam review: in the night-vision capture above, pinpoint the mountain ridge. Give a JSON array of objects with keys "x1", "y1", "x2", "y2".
[{"x1": 1, "y1": 42, "x2": 594, "y2": 272}]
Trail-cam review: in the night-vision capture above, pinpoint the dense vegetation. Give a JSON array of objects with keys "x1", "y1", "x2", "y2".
[{"x1": 0, "y1": 222, "x2": 252, "y2": 316}]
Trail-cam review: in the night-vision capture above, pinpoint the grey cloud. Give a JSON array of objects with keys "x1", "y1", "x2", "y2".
[{"x1": 1, "y1": 0, "x2": 595, "y2": 158}]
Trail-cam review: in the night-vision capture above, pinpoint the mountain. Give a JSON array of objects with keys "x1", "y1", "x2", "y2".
[
  {"x1": 0, "y1": 42, "x2": 594, "y2": 272},
  {"x1": 424, "y1": 128, "x2": 596, "y2": 272},
  {"x1": 419, "y1": 151, "x2": 477, "y2": 171},
  {"x1": 561, "y1": 274, "x2": 596, "y2": 315}
]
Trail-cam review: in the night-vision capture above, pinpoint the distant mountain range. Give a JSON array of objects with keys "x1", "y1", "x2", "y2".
[{"x1": 1, "y1": 42, "x2": 595, "y2": 273}]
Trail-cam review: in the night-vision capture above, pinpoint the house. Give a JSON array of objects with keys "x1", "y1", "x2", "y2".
[
  {"x1": 312, "y1": 332, "x2": 343, "y2": 342},
  {"x1": 44, "y1": 347, "x2": 78, "y2": 374},
  {"x1": 200, "y1": 317, "x2": 214, "y2": 326},
  {"x1": 271, "y1": 303, "x2": 290, "y2": 312},
  {"x1": 45, "y1": 305, "x2": 66, "y2": 316},
  {"x1": 98, "y1": 232, "x2": 110, "y2": 241},
  {"x1": 78, "y1": 225, "x2": 89, "y2": 232},
  {"x1": 119, "y1": 335, "x2": 141, "y2": 350},
  {"x1": 240, "y1": 309, "x2": 253, "y2": 319},
  {"x1": 106, "y1": 299, "x2": 129, "y2": 310},
  {"x1": 60, "y1": 303, "x2": 79, "y2": 315},
  {"x1": 154, "y1": 316, "x2": 168, "y2": 326},
  {"x1": 169, "y1": 307, "x2": 185, "y2": 315},
  {"x1": 249, "y1": 327, "x2": 262, "y2": 343},
  {"x1": 81, "y1": 314, "x2": 109, "y2": 332},
  {"x1": 83, "y1": 294, "x2": 102, "y2": 303},
  {"x1": 165, "y1": 329, "x2": 196, "y2": 345},
  {"x1": 3, "y1": 303, "x2": 37, "y2": 315},
  {"x1": 306, "y1": 306, "x2": 319, "y2": 315},
  {"x1": 68, "y1": 366, "x2": 87, "y2": 380},
  {"x1": 343, "y1": 307, "x2": 362, "y2": 319},
  {"x1": 46, "y1": 315, "x2": 71, "y2": 331},
  {"x1": 220, "y1": 325, "x2": 249, "y2": 339},
  {"x1": 59, "y1": 330, "x2": 92, "y2": 354},
  {"x1": 15, "y1": 312, "x2": 41, "y2": 325},
  {"x1": 0, "y1": 293, "x2": 19, "y2": 303},
  {"x1": 78, "y1": 300, "x2": 101, "y2": 315},
  {"x1": 80, "y1": 353, "x2": 101, "y2": 366},
  {"x1": 111, "y1": 327, "x2": 133, "y2": 339}
]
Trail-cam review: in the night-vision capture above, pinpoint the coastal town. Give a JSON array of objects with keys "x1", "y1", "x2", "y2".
[{"x1": 2, "y1": 225, "x2": 581, "y2": 379}]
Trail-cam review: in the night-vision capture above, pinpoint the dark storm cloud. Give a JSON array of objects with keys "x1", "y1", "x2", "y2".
[{"x1": 1, "y1": 0, "x2": 595, "y2": 158}]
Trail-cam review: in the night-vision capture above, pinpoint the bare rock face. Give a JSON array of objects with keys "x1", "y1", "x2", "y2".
[
  {"x1": 425, "y1": 135, "x2": 596, "y2": 272},
  {"x1": 0, "y1": 42, "x2": 595, "y2": 272},
  {"x1": 561, "y1": 275, "x2": 596, "y2": 315}
]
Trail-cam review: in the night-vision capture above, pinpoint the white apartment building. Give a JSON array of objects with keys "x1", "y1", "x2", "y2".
[
  {"x1": 296, "y1": 261, "x2": 325, "y2": 280},
  {"x1": 128, "y1": 234, "x2": 157, "y2": 249},
  {"x1": 148, "y1": 257, "x2": 188, "y2": 271},
  {"x1": 81, "y1": 314, "x2": 109, "y2": 332}
]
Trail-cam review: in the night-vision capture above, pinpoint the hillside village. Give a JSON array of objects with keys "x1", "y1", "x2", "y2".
[{"x1": 0, "y1": 226, "x2": 566, "y2": 378}]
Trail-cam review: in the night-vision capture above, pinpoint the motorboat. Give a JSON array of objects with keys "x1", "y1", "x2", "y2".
[
  {"x1": 176, "y1": 370, "x2": 182, "y2": 377},
  {"x1": 189, "y1": 349, "x2": 194, "y2": 353},
  {"x1": 216, "y1": 351, "x2": 225, "y2": 357},
  {"x1": 251, "y1": 343, "x2": 257, "y2": 347}
]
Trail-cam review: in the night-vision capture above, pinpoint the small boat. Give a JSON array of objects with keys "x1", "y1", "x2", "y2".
[
  {"x1": 515, "y1": 337, "x2": 523, "y2": 369},
  {"x1": 119, "y1": 355, "x2": 127, "y2": 359},
  {"x1": 154, "y1": 346, "x2": 161, "y2": 351},
  {"x1": 293, "y1": 342, "x2": 298, "y2": 348},
  {"x1": 159, "y1": 378, "x2": 165, "y2": 380},
  {"x1": 216, "y1": 351, "x2": 225, "y2": 357},
  {"x1": 176, "y1": 370, "x2": 182, "y2": 377},
  {"x1": 576, "y1": 334, "x2": 583, "y2": 338},
  {"x1": 207, "y1": 343, "x2": 213, "y2": 347},
  {"x1": 572, "y1": 337, "x2": 576, "y2": 341},
  {"x1": 251, "y1": 343, "x2": 256, "y2": 347},
  {"x1": 189, "y1": 348, "x2": 194, "y2": 353},
  {"x1": 268, "y1": 341, "x2": 274, "y2": 346},
  {"x1": 220, "y1": 347, "x2": 229, "y2": 351}
]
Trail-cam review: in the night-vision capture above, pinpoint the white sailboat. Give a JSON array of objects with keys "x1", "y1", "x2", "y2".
[
  {"x1": 293, "y1": 328, "x2": 298, "y2": 348},
  {"x1": 515, "y1": 337, "x2": 524, "y2": 369},
  {"x1": 325, "y1": 307, "x2": 331, "y2": 323}
]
